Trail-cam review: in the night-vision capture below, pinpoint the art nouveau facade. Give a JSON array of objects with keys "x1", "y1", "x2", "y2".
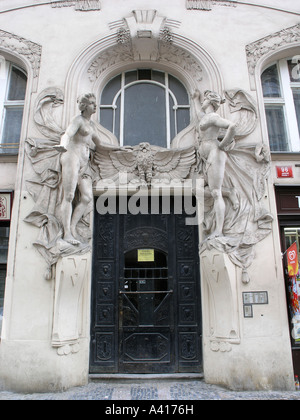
[{"x1": 0, "y1": 0, "x2": 299, "y2": 392}]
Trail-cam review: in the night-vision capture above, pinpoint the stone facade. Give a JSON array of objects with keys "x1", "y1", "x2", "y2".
[{"x1": 0, "y1": 0, "x2": 299, "y2": 392}]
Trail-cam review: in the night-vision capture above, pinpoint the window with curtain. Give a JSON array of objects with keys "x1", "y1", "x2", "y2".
[
  {"x1": 261, "y1": 58, "x2": 300, "y2": 152},
  {"x1": 99, "y1": 69, "x2": 191, "y2": 148},
  {"x1": 0, "y1": 59, "x2": 27, "y2": 155}
]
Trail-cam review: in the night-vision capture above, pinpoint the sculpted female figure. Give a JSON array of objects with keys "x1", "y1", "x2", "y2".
[
  {"x1": 54, "y1": 93, "x2": 103, "y2": 245},
  {"x1": 198, "y1": 90, "x2": 238, "y2": 239}
]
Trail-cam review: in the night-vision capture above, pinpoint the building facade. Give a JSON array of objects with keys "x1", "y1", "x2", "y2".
[{"x1": 0, "y1": 0, "x2": 299, "y2": 392}]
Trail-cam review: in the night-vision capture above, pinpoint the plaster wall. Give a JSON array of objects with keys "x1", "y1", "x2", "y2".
[{"x1": 0, "y1": 0, "x2": 298, "y2": 392}]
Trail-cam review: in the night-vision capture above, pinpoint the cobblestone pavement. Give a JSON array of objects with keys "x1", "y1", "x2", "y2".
[{"x1": 1, "y1": 380, "x2": 300, "y2": 400}]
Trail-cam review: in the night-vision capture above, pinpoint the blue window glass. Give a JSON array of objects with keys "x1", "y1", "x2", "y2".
[
  {"x1": 100, "y1": 70, "x2": 190, "y2": 148},
  {"x1": 261, "y1": 64, "x2": 281, "y2": 98}
]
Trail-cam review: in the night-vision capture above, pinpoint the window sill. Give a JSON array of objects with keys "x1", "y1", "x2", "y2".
[
  {"x1": 271, "y1": 152, "x2": 300, "y2": 161},
  {"x1": 0, "y1": 154, "x2": 18, "y2": 163}
]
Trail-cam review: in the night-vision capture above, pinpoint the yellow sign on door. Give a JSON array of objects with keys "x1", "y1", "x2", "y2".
[{"x1": 138, "y1": 249, "x2": 155, "y2": 262}]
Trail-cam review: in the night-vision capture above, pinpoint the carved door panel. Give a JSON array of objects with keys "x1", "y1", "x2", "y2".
[
  {"x1": 119, "y1": 245, "x2": 174, "y2": 373},
  {"x1": 90, "y1": 198, "x2": 202, "y2": 374},
  {"x1": 90, "y1": 212, "x2": 119, "y2": 373}
]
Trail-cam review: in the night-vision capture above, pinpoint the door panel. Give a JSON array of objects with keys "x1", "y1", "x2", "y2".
[
  {"x1": 119, "y1": 247, "x2": 174, "y2": 373},
  {"x1": 90, "y1": 198, "x2": 202, "y2": 374}
]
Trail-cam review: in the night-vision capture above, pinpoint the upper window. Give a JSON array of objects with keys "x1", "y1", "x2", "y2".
[
  {"x1": 99, "y1": 69, "x2": 190, "y2": 148},
  {"x1": 0, "y1": 58, "x2": 27, "y2": 155},
  {"x1": 261, "y1": 58, "x2": 300, "y2": 152}
]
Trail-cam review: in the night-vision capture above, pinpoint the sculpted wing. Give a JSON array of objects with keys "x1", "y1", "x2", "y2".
[
  {"x1": 94, "y1": 147, "x2": 138, "y2": 181},
  {"x1": 224, "y1": 89, "x2": 258, "y2": 138},
  {"x1": 93, "y1": 121, "x2": 120, "y2": 147},
  {"x1": 153, "y1": 146, "x2": 196, "y2": 180}
]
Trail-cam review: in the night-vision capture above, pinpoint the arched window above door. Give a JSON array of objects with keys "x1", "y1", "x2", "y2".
[{"x1": 99, "y1": 69, "x2": 191, "y2": 148}]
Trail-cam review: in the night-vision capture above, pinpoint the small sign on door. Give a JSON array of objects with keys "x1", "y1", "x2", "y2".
[{"x1": 138, "y1": 249, "x2": 155, "y2": 262}]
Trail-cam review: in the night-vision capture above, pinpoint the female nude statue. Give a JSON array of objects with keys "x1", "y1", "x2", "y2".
[
  {"x1": 54, "y1": 93, "x2": 103, "y2": 245},
  {"x1": 197, "y1": 90, "x2": 238, "y2": 239}
]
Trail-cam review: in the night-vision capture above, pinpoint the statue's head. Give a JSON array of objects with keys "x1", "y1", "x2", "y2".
[
  {"x1": 203, "y1": 90, "x2": 225, "y2": 111},
  {"x1": 77, "y1": 93, "x2": 97, "y2": 114}
]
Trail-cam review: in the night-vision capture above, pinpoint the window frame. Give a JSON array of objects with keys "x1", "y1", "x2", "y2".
[
  {"x1": 99, "y1": 70, "x2": 191, "y2": 149},
  {"x1": 262, "y1": 58, "x2": 300, "y2": 153},
  {"x1": 0, "y1": 59, "x2": 27, "y2": 154}
]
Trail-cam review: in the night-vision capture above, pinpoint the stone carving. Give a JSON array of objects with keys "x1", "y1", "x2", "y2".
[
  {"x1": 52, "y1": 255, "x2": 90, "y2": 355},
  {"x1": 88, "y1": 42, "x2": 202, "y2": 84},
  {"x1": 201, "y1": 251, "x2": 241, "y2": 351},
  {"x1": 186, "y1": 0, "x2": 212, "y2": 10},
  {"x1": 225, "y1": 89, "x2": 258, "y2": 137},
  {"x1": 246, "y1": 23, "x2": 300, "y2": 80},
  {"x1": 88, "y1": 43, "x2": 134, "y2": 83},
  {"x1": 25, "y1": 91, "x2": 119, "y2": 278},
  {"x1": 34, "y1": 87, "x2": 64, "y2": 139},
  {"x1": 52, "y1": 93, "x2": 113, "y2": 246},
  {"x1": 186, "y1": 0, "x2": 237, "y2": 11},
  {"x1": 75, "y1": 0, "x2": 101, "y2": 11},
  {"x1": 51, "y1": 0, "x2": 101, "y2": 11},
  {"x1": 95, "y1": 142, "x2": 196, "y2": 186},
  {"x1": 0, "y1": 29, "x2": 42, "y2": 79},
  {"x1": 25, "y1": 89, "x2": 196, "y2": 277},
  {"x1": 194, "y1": 89, "x2": 273, "y2": 282},
  {"x1": 51, "y1": 0, "x2": 74, "y2": 7},
  {"x1": 25, "y1": 83, "x2": 271, "y2": 289},
  {"x1": 88, "y1": 10, "x2": 202, "y2": 83}
]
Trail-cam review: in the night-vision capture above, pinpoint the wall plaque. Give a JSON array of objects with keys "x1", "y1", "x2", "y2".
[
  {"x1": 243, "y1": 291, "x2": 268, "y2": 318},
  {"x1": 243, "y1": 291, "x2": 268, "y2": 305}
]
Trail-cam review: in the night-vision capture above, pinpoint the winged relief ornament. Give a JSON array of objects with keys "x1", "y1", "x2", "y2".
[{"x1": 94, "y1": 142, "x2": 196, "y2": 186}]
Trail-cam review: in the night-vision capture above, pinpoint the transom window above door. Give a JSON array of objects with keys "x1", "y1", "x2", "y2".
[{"x1": 99, "y1": 69, "x2": 191, "y2": 148}]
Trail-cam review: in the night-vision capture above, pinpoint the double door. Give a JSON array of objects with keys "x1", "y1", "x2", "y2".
[{"x1": 90, "y1": 199, "x2": 202, "y2": 374}]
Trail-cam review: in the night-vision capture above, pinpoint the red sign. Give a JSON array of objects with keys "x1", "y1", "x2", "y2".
[
  {"x1": 276, "y1": 166, "x2": 294, "y2": 178},
  {"x1": 287, "y1": 242, "x2": 299, "y2": 277}
]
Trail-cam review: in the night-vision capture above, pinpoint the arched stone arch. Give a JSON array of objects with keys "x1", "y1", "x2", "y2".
[
  {"x1": 246, "y1": 23, "x2": 300, "y2": 91},
  {"x1": 0, "y1": 30, "x2": 41, "y2": 185},
  {"x1": 63, "y1": 11, "x2": 223, "y2": 126},
  {"x1": 246, "y1": 24, "x2": 300, "y2": 149},
  {"x1": 0, "y1": 29, "x2": 41, "y2": 93}
]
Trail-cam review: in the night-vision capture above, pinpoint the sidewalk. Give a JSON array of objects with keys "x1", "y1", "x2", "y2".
[{"x1": 1, "y1": 379, "x2": 300, "y2": 400}]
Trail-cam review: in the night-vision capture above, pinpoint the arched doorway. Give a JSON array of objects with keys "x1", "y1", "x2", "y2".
[{"x1": 63, "y1": 18, "x2": 222, "y2": 376}]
